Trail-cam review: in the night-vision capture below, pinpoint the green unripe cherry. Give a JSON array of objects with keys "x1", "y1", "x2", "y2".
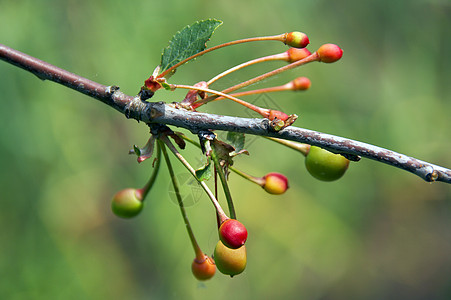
[
  {"x1": 111, "y1": 188, "x2": 143, "y2": 218},
  {"x1": 214, "y1": 240, "x2": 247, "y2": 277},
  {"x1": 305, "y1": 146, "x2": 350, "y2": 181}
]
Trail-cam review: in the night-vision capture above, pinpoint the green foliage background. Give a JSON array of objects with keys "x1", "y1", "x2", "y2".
[{"x1": 0, "y1": 0, "x2": 450, "y2": 299}]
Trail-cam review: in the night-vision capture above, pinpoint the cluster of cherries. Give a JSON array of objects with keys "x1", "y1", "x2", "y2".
[{"x1": 110, "y1": 30, "x2": 350, "y2": 280}]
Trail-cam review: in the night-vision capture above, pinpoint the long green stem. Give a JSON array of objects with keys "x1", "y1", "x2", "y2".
[
  {"x1": 177, "y1": 132, "x2": 238, "y2": 219},
  {"x1": 210, "y1": 144, "x2": 236, "y2": 220},
  {"x1": 214, "y1": 165, "x2": 221, "y2": 229},
  {"x1": 176, "y1": 132, "x2": 201, "y2": 148},
  {"x1": 160, "y1": 135, "x2": 228, "y2": 223},
  {"x1": 138, "y1": 144, "x2": 162, "y2": 200},
  {"x1": 159, "y1": 141, "x2": 203, "y2": 260},
  {"x1": 228, "y1": 165, "x2": 264, "y2": 186},
  {"x1": 264, "y1": 136, "x2": 310, "y2": 156}
]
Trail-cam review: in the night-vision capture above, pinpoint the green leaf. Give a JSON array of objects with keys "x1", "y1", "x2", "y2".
[
  {"x1": 195, "y1": 159, "x2": 212, "y2": 181},
  {"x1": 226, "y1": 132, "x2": 246, "y2": 154},
  {"x1": 160, "y1": 19, "x2": 223, "y2": 72}
]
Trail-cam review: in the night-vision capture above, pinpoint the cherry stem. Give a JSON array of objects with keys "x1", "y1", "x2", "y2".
[
  {"x1": 199, "y1": 52, "x2": 319, "y2": 105},
  {"x1": 160, "y1": 135, "x2": 229, "y2": 223},
  {"x1": 210, "y1": 143, "x2": 236, "y2": 220},
  {"x1": 159, "y1": 141, "x2": 204, "y2": 260},
  {"x1": 214, "y1": 164, "x2": 218, "y2": 202},
  {"x1": 157, "y1": 34, "x2": 287, "y2": 78},
  {"x1": 229, "y1": 165, "x2": 265, "y2": 186},
  {"x1": 173, "y1": 84, "x2": 270, "y2": 118},
  {"x1": 214, "y1": 165, "x2": 221, "y2": 230},
  {"x1": 201, "y1": 81, "x2": 298, "y2": 104},
  {"x1": 170, "y1": 132, "x2": 236, "y2": 221},
  {"x1": 207, "y1": 52, "x2": 287, "y2": 86},
  {"x1": 137, "y1": 143, "x2": 162, "y2": 200},
  {"x1": 265, "y1": 136, "x2": 310, "y2": 156},
  {"x1": 176, "y1": 132, "x2": 201, "y2": 148}
]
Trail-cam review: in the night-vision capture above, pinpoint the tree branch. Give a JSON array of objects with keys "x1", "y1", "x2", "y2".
[{"x1": 1, "y1": 43, "x2": 450, "y2": 184}]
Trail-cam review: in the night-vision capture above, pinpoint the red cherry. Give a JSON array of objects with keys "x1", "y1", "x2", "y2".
[
  {"x1": 219, "y1": 219, "x2": 248, "y2": 249},
  {"x1": 317, "y1": 44, "x2": 343, "y2": 63}
]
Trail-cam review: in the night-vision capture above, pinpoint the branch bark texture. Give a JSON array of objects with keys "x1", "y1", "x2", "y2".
[{"x1": 1, "y1": 43, "x2": 450, "y2": 183}]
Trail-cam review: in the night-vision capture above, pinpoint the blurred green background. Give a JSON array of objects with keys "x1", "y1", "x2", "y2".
[{"x1": 1, "y1": 0, "x2": 450, "y2": 299}]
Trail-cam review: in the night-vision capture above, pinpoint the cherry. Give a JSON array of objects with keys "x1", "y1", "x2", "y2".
[
  {"x1": 214, "y1": 240, "x2": 247, "y2": 277},
  {"x1": 111, "y1": 188, "x2": 143, "y2": 218},
  {"x1": 286, "y1": 47, "x2": 311, "y2": 63},
  {"x1": 219, "y1": 219, "x2": 248, "y2": 249},
  {"x1": 317, "y1": 44, "x2": 343, "y2": 63},
  {"x1": 263, "y1": 172, "x2": 289, "y2": 194},
  {"x1": 291, "y1": 77, "x2": 311, "y2": 91},
  {"x1": 191, "y1": 254, "x2": 216, "y2": 281},
  {"x1": 305, "y1": 146, "x2": 350, "y2": 181},
  {"x1": 284, "y1": 32, "x2": 309, "y2": 48}
]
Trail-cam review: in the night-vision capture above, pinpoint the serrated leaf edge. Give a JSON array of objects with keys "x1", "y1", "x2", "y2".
[{"x1": 160, "y1": 19, "x2": 223, "y2": 72}]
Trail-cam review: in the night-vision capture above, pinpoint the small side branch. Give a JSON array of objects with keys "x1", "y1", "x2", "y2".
[{"x1": 1, "y1": 44, "x2": 450, "y2": 183}]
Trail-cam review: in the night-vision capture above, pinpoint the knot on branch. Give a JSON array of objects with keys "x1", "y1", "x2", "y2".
[
  {"x1": 124, "y1": 96, "x2": 151, "y2": 122},
  {"x1": 425, "y1": 169, "x2": 439, "y2": 182},
  {"x1": 105, "y1": 85, "x2": 120, "y2": 96}
]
